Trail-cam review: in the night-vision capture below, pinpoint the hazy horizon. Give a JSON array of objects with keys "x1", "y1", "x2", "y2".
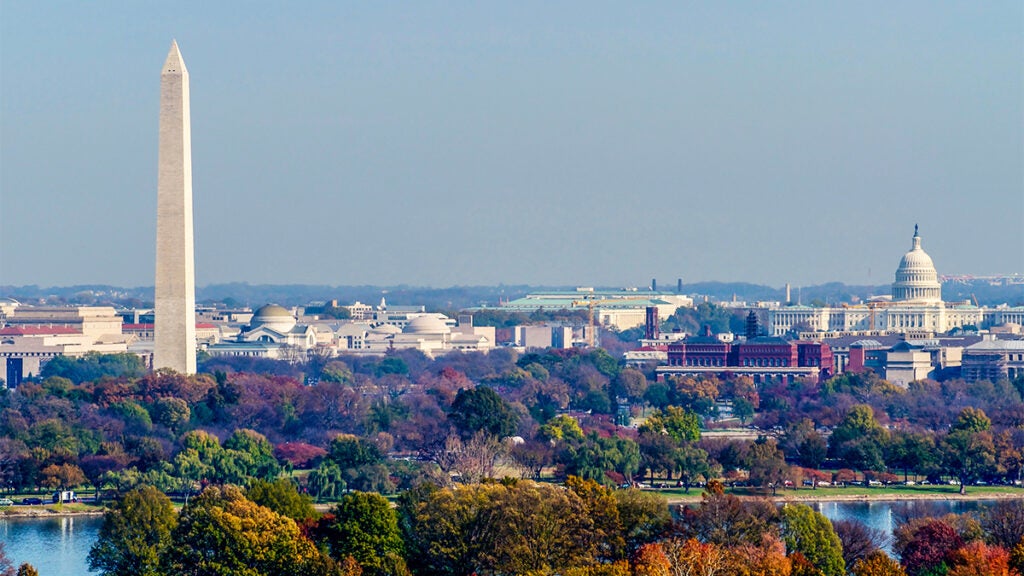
[{"x1": 2, "y1": 2, "x2": 1022, "y2": 288}]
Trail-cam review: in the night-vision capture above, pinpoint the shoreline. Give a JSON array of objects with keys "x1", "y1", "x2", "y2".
[
  {"x1": 3, "y1": 489, "x2": 1022, "y2": 517},
  {"x1": 1, "y1": 508, "x2": 106, "y2": 518},
  {"x1": 665, "y1": 490, "x2": 1024, "y2": 505}
]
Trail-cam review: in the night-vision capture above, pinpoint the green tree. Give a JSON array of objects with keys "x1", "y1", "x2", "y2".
[
  {"x1": 40, "y1": 352, "x2": 146, "y2": 384},
  {"x1": 151, "y1": 397, "x2": 190, "y2": 433},
  {"x1": 309, "y1": 461, "x2": 345, "y2": 502},
  {"x1": 15, "y1": 564, "x2": 39, "y2": 576},
  {"x1": 320, "y1": 361, "x2": 354, "y2": 383},
  {"x1": 247, "y1": 478, "x2": 318, "y2": 522},
  {"x1": 941, "y1": 429, "x2": 997, "y2": 495},
  {"x1": 746, "y1": 438, "x2": 788, "y2": 495},
  {"x1": 223, "y1": 429, "x2": 281, "y2": 481},
  {"x1": 780, "y1": 503, "x2": 845, "y2": 576},
  {"x1": 732, "y1": 397, "x2": 756, "y2": 425},
  {"x1": 829, "y1": 404, "x2": 888, "y2": 474},
  {"x1": 639, "y1": 406, "x2": 701, "y2": 444},
  {"x1": 448, "y1": 386, "x2": 519, "y2": 439},
  {"x1": 781, "y1": 418, "x2": 828, "y2": 468},
  {"x1": 87, "y1": 486, "x2": 177, "y2": 576},
  {"x1": 322, "y1": 492, "x2": 407, "y2": 576},
  {"x1": 173, "y1": 430, "x2": 221, "y2": 496},
  {"x1": 886, "y1": 432, "x2": 938, "y2": 482},
  {"x1": 674, "y1": 444, "x2": 712, "y2": 493},
  {"x1": 375, "y1": 356, "x2": 409, "y2": 376}
]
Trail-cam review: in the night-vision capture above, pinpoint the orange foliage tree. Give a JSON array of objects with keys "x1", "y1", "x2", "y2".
[{"x1": 947, "y1": 541, "x2": 1017, "y2": 576}]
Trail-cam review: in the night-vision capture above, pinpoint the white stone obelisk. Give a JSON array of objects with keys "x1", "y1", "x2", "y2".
[{"x1": 154, "y1": 40, "x2": 197, "y2": 374}]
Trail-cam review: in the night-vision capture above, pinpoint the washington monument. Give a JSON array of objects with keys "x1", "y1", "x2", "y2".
[{"x1": 154, "y1": 40, "x2": 197, "y2": 374}]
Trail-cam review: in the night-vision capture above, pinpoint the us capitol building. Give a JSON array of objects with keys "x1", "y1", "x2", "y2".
[{"x1": 764, "y1": 226, "x2": 1024, "y2": 338}]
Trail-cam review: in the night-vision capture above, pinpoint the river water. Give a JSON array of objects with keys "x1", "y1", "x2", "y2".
[
  {"x1": 0, "y1": 500, "x2": 1003, "y2": 575},
  {"x1": 815, "y1": 499, "x2": 990, "y2": 554},
  {"x1": 1, "y1": 515, "x2": 102, "y2": 575}
]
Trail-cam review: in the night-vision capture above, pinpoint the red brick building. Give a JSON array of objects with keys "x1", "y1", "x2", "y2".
[{"x1": 662, "y1": 330, "x2": 833, "y2": 383}]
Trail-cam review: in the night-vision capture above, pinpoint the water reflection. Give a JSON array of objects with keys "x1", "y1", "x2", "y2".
[
  {"x1": 815, "y1": 499, "x2": 990, "y2": 554},
  {"x1": 0, "y1": 515, "x2": 102, "y2": 575}
]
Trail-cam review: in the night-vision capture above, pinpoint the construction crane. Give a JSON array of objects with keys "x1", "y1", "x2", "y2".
[{"x1": 571, "y1": 296, "x2": 655, "y2": 347}]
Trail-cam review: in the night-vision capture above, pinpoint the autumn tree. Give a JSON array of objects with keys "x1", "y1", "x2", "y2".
[
  {"x1": 399, "y1": 480, "x2": 603, "y2": 575},
  {"x1": 981, "y1": 500, "x2": 1024, "y2": 550},
  {"x1": 39, "y1": 463, "x2": 86, "y2": 490},
  {"x1": 833, "y1": 519, "x2": 888, "y2": 569},
  {"x1": 565, "y1": 476, "x2": 625, "y2": 561},
  {"x1": 613, "y1": 367, "x2": 648, "y2": 403},
  {"x1": 725, "y1": 534, "x2": 792, "y2": 576},
  {"x1": 676, "y1": 485, "x2": 779, "y2": 547},
  {"x1": 87, "y1": 486, "x2": 177, "y2": 576},
  {"x1": 539, "y1": 414, "x2": 585, "y2": 443},
  {"x1": 163, "y1": 485, "x2": 336, "y2": 576},
  {"x1": 660, "y1": 537, "x2": 731, "y2": 576},
  {"x1": 946, "y1": 541, "x2": 1014, "y2": 576},
  {"x1": 0, "y1": 543, "x2": 13, "y2": 576},
  {"x1": 897, "y1": 518, "x2": 963, "y2": 576},
  {"x1": 632, "y1": 543, "x2": 672, "y2": 576},
  {"x1": 851, "y1": 550, "x2": 907, "y2": 576},
  {"x1": 669, "y1": 376, "x2": 720, "y2": 417},
  {"x1": 613, "y1": 489, "x2": 670, "y2": 553}
]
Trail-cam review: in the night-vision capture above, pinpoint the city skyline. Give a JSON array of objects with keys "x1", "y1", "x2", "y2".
[{"x1": 1, "y1": 2, "x2": 1021, "y2": 288}]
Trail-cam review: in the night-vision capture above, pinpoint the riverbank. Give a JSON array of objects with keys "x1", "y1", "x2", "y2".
[
  {"x1": 664, "y1": 485, "x2": 1024, "y2": 505},
  {"x1": 1, "y1": 504, "x2": 105, "y2": 517}
]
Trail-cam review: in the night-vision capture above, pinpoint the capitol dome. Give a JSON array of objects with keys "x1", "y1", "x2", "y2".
[
  {"x1": 891, "y1": 226, "x2": 942, "y2": 304},
  {"x1": 250, "y1": 304, "x2": 297, "y2": 333},
  {"x1": 403, "y1": 314, "x2": 451, "y2": 335}
]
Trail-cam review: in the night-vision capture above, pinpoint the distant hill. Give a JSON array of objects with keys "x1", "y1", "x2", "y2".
[{"x1": 2, "y1": 279, "x2": 1020, "y2": 310}]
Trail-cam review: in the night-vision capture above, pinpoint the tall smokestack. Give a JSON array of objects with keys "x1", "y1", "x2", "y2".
[{"x1": 645, "y1": 306, "x2": 659, "y2": 340}]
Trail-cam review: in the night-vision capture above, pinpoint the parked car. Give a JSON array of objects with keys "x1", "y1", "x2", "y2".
[
  {"x1": 0, "y1": 498, "x2": 13, "y2": 507},
  {"x1": 20, "y1": 497, "x2": 43, "y2": 505}
]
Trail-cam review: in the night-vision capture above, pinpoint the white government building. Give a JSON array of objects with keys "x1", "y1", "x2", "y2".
[{"x1": 764, "y1": 227, "x2": 1024, "y2": 337}]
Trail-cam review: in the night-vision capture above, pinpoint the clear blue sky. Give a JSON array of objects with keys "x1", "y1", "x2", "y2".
[{"x1": 2, "y1": 1, "x2": 1021, "y2": 288}]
